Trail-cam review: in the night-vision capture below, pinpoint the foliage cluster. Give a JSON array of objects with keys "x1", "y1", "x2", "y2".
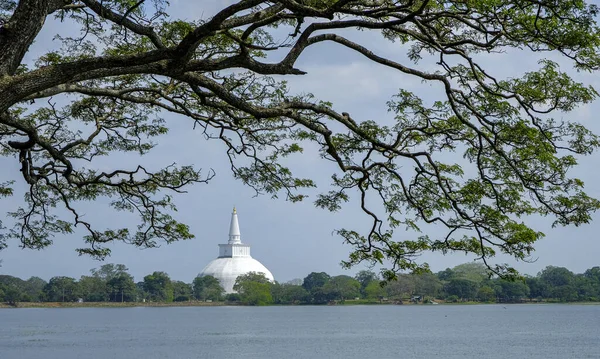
[
  {"x1": 0, "y1": 263, "x2": 223, "y2": 304},
  {"x1": 226, "y1": 264, "x2": 600, "y2": 305},
  {"x1": 1, "y1": 0, "x2": 600, "y2": 279},
  {"x1": 2, "y1": 262, "x2": 600, "y2": 306}
]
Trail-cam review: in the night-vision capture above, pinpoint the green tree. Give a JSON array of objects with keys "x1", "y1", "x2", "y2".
[
  {"x1": 0, "y1": 274, "x2": 25, "y2": 289},
  {"x1": 413, "y1": 273, "x2": 443, "y2": 299},
  {"x1": 143, "y1": 271, "x2": 174, "y2": 302},
  {"x1": 271, "y1": 283, "x2": 308, "y2": 304},
  {"x1": 584, "y1": 267, "x2": 600, "y2": 282},
  {"x1": 172, "y1": 281, "x2": 192, "y2": 302},
  {"x1": 322, "y1": 275, "x2": 361, "y2": 301},
  {"x1": 302, "y1": 272, "x2": 331, "y2": 292},
  {"x1": 78, "y1": 275, "x2": 107, "y2": 302},
  {"x1": 437, "y1": 269, "x2": 455, "y2": 282},
  {"x1": 355, "y1": 270, "x2": 379, "y2": 296},
  {"x1": 444, "y1": 278, "x2": 478, "y2": 301},
  {"x1": 583, "y1": 267, "x2": 600, "y2": 299},
  {"x1": 79, "y1": 263, "x2": 134, "y2": 302},
  {"x1": 107, "y1": 273, "x2": 136, "y2": 302},
  {"x1": 494, "y1": 279, "x2": 530, "y2": 303},
  {"x1": 364, "y1": 281, "x2": 386, "y2": 300},
  {"x1": 22, "y1": 276, "x2": 46, "y2": 302},
  {"x1": 385, "y1": 274, "x2": 416, "y2": 300},
  {"x1": 192, "y1": 275, "x2": 224, "y2": 301},
  {"x1": 135, "y1": 281, "x2": 147, "y2": 301},
  {"x1": 43, "y1": 276, "x2": 79, "y2": 302},
  {"x1": 1, "y1": 1, "x2": 598, "y2": 278},
  {"x1": 3, "y1": 284, "x2": 22, "y2": 305},
  {"x1": 235, "y1": 272, "x2": 271, "y2": 285},
  {"x1": 574, "y1": 274, "x2": 597, "y2": 301},
  {"x1": 539, "y1": 266, "x2": 577, "y2": 302},
  {"x1": 452, "y1": 263, "x2": 489, "y2": 285},
  {"x1": 91, "y1": 264, "x2": 130, "y2": 282},
  {"x1": 237, "y1": 281, "x2": 272, "y2": 306},
  {"x1": 477, "y1": 286, "x2": 496, "y2": 303},
  {"x1": 525, "y1": 276, "x2": 547, "y2": 301},
  {"x1": 0, "y1": 275, "x2": 27, "y2": 303},
  {"x1": 233, "y1": 272, "x2": 273, "y2": 306},
  {"x1": 302, "y1": 272, "x2": 332, "y2": 303}
]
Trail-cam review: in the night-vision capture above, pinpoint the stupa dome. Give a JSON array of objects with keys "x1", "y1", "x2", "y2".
[
  {"x1": 200, "y1": 257, "x2": 274, "y2": 294},
  {"x1": 198, "y1": 207, "x2": 274, "y2": 293}
]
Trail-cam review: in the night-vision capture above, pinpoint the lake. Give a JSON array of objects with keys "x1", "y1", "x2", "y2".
[{"x1": 0, "y1": 304, "x2": 599, "y2": 358}]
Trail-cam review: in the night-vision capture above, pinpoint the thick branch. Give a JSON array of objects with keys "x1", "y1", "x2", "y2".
[
  {"x1": 81, "y1": 0, "x2": 165, "y2": 49},
  {"x1": 0, "y1": 0, "x2": 71, "y2": 76}
]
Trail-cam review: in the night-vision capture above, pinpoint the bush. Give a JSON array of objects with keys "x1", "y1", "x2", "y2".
[
  {"x1": 225, "y1": 293, "x2": 241, "y2": 302},
  {"x1": 477, "y1": 286, "x2": 496, "y2": 303},
  {"x1": 446, "y1": 295, "x2": 459, "y2": 303},
  {"x1": 4, "y1": 286, "x2": 22, "y2": 305}
]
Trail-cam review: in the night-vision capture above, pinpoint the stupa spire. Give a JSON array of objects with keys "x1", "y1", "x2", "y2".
[
  {"x1": 228, "y1": 206, "x2": 241, "y2": 244},
  {"x1": 200, "y1": 208, "x2": 274, "y2": 293}
]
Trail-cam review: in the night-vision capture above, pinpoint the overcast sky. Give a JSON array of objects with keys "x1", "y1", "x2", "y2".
[{"x1": 1, "y1": 1, "x2": 599, "y2": 283}]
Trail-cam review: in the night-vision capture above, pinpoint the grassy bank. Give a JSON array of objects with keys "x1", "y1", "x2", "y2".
[
  {"x1": 0, "y1": 301, "x2": 229, "y2": 309},
  {"x1": 2, "y1": 300, "x2": 599, "y2": 309},
  {"x1": 0, "y1": 300, "x2": 417, "y2": 308}
]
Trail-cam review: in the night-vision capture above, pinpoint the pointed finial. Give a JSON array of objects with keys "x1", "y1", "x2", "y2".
[{"x1": 229, "y1": 206, "x2": 241, "y2": 244}]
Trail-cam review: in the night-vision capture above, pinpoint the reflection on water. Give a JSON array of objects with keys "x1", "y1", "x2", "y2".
[{"x1": 1, "y1": 304, "x2": 599, "y2": 359}]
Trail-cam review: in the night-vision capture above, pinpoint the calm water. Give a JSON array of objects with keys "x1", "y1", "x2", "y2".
[{"x1": 0, "y1": 304, "x2": 599, "y2": 359}]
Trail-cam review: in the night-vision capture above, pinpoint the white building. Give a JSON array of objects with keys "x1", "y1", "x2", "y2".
[{"x1": 198, "y1": 207, "x2": 274, "y2": 293}]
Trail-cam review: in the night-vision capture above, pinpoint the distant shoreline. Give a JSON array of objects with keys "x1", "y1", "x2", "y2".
[
  {"x1": 2, "y1": 300, "x2": 599, "y2": 309},
  {"x1": 0, "y1": 301, "x2": 227, "y2": 309}
]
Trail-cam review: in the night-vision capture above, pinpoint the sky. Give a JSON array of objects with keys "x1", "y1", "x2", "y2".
[{"x1": 1, "y1": 1, "x2": 600, "y2": 283}]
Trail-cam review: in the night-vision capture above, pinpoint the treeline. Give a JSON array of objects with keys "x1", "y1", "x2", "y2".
[
  {"x1": 231, "y1": 263, "x2": 600, "y2": 305},
  {"x1": 0, "y1": 264, "x2": 216, "y2": 305},
  {"x1": 1, "y1": 262, "x2": 599, "y2": 306}
]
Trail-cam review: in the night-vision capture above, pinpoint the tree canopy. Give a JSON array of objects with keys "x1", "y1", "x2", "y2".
[
  {"x1": 1, "y1": 0, "x2": 600, "y2": 278},
  {"x1": 143, "y1": 271, "x2": 173, "y2": 302},
  {"x1": 3, "y1": 262, "x2": 600, "y2": 305},
  {"x1": 233, "y1": 271, "x2": 273, "y2": 305},
  {"x1": 193, "y1": 275, "x2": 225, "y2": 301}
]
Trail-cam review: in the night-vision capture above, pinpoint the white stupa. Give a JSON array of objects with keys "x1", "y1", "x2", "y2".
[{"x1": 199, "y1": 207, "x2": 274, "y2": 293}]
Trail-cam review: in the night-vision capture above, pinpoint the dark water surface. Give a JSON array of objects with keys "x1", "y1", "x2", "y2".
[{"x1": 1, "y1": 304, "x2": 599, "y2": 359}]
